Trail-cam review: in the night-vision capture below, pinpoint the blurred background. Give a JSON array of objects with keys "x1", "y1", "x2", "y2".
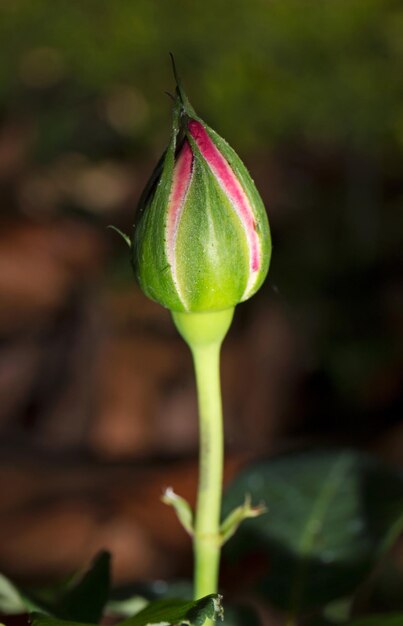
[{"x1": 0, "y1": 0, "x2": 402, "y2": 603}]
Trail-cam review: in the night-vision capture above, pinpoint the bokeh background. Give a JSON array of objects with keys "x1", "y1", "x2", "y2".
[{"x1": 0, "y1": 0, "x2": 402, "y2": 609}]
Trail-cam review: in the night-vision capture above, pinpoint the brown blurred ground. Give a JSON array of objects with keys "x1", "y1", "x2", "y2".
[
  {"x1": 0, "y1": 211, "x2": 402, "y2": 587},
  {"x1": 0, "y1": 209, "x2": 298, "y2": 581}
]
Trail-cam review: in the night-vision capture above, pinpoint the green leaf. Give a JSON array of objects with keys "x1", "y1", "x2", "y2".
[
  {"x1": 107, "y1": 581, "x2": 257, "y2": 626},
  {"x1": 0, "y1": 552, "x2": 110, "y2": 620},
  {"x1": 0, "y1": 573, "x2": 26, "y2": 614},
  {"x1": 53, "y1": 551, "x2": 110, "y2": 623},
  {"x1": 223, "y1": 449, "x2": 403, "y2": 612},
  {"x1": 31, "y1": 594, "x2": 223, "y2": 626},
  {"x1": 0, "y1": 573, "x2": 49, "y2": 614},
  {"x1": 105, "y1": 580, "x2": 193, "y2": 618},
  {"x1": 120, "y1": 594, "x2": 223, "y2": 626},
  {"x1": 0, "y1": 573, "x2": 31, "y2": 614}
]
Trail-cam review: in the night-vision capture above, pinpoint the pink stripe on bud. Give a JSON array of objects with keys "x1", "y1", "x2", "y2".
[
  {"x1": 166, "y1": 140, "x2": 194, "y2": 304},
  {"x1": 188, "y1": 120, "x2": 260, "y2": 293}
]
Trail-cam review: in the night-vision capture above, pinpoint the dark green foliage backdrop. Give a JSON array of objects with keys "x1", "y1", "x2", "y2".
[{"x1": 1, "y1": 0, "x2": 402, "y2": 152}]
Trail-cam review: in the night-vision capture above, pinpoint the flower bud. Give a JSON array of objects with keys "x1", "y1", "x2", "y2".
[{"x1": 132, "y1": 75, "x2": 271, "y2": 313}]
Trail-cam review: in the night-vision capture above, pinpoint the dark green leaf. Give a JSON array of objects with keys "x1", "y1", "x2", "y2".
[
  {"x1": 120, "y1": 594, "x2": 223, "y2": 626},
  {"x1": 106, "y1": 579, "x2": 193, "y2": 617},
  {"x1": 32, "y1": 594, "x2": 223, "y2": 626},
  {"x1": 53, "y1": 551, "x2": 110, "y2": 623},
  {"x1": 107, "y1": 581, "x2": 258, "y2": 626},
  {"x1": 223, "y1": 449, "x2": 403, "y2": 611},
  {"x1": 0, "y1": 573, "x2": 50, "y2": 614},
  {"x1": 0, "y1": 552, "x2": 110, "y2": 620},
  {"x1": 0, "y1": 573, "x2": 27, "y2": 614},
  {"x1": 0, "y1": 573, "x2": 33, "y2": 614}
]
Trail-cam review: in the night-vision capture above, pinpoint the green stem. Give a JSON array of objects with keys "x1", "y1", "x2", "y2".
[
  {"x1": 192, "y1": 339, "x2": 222, "y2": 597},
  {"x1": 172, "y1": 308, "x2": 234, "y2": 601}
]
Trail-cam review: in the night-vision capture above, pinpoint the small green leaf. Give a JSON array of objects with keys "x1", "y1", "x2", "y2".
[
  {"x1": 220, "y1": 494, "x2": 266, "y2": 545},
  {"x1": 161, "y1": 488, "x2": 194, "y2": 535},
  {"x1": 31, "y1": 594, "x2": 223, "y2": 626}
]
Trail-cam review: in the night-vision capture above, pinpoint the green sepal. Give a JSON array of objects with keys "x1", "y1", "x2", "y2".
[
  {"x1": 108, "y1": 225, "x2": 131, "y2": 248},
  {"x1": 170, "y1": 54, "x2": 197, "y2": 120},
  {"x1": 131, "y1": 97, "x2": 185, "y2": 311}
]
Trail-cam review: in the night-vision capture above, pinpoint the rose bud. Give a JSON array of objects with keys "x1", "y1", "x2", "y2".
[{"x1": 131, "y1": 73, "x2": 271, "y2": 313}]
